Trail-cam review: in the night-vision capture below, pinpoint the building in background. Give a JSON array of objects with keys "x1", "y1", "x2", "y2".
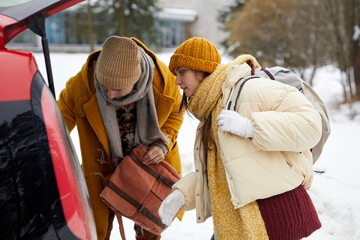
[
  {"x1": 156, "y1": 8, "x2": 196, "y2": 49},
  {"x1": 8, "y1": 10, "x2": 85, "y2": 52},
  {"x1": 8, "y1": 0, "x2": 232, "y2": 52},
  {"x1": 157, "y1": 0, "x2": 232, "y2": 49}
]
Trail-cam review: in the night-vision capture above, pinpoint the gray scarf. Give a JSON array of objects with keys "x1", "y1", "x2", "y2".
[{"x1": 95, "y1": 47, "x2": 169, "y2": 161}]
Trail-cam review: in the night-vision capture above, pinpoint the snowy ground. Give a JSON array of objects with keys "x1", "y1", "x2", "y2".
[{"x1": 34, "y1": 52, "x2": 360, "y2": 240}]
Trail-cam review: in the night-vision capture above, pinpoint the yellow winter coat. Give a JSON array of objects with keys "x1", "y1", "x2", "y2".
[{"x1": 57, "y1": 38, "x2": 184, "y2": 239}]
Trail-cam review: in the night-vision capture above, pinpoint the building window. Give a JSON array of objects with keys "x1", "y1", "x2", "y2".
[
  {"x1": 156, "y1": 8, "x2": 197, "y2": 49},
  {"x1": 157, "y1": 19, "x2": 185, "y2": 48}
]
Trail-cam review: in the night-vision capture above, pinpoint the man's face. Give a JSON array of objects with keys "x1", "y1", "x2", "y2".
[{"x1": 102, "y1": 84, "x2": 134, "y2": 99}]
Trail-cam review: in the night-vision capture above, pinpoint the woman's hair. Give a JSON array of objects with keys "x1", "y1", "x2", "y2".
[
  {"x1": 178, "y1": 94, "x2": 188, "y2": 115},
  {"x1": 201, "y1": 116, "x2": 213, "y2": 163}
]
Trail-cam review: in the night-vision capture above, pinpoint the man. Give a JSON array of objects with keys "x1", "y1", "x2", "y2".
[{"x1": 57, "y1": 36, "x2": 184, "y2": 240}]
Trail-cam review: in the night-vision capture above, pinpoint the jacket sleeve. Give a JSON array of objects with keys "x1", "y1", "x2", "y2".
[
  {"x1": 160, "y1": 92, "x2": 184, "y2": 152},
  {"x1": 57, "y1": 72, "x2": 83, "y2": 133},
  {"x1": 172, "y1": 172, "x2": 196, "y2": 211},
  {"x1": 154, "y1": 62, "x2": 184, "y2": 153},
  {"x1": 247, "y1": 79, "x2": 322, "y2": 152}
]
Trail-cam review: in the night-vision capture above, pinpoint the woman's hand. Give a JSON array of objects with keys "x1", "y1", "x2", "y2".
[
  {"x1": 217, "y1": 110, "x2": 254, "y2": 138},
  {"x1": 142, "y1": 145, "x2": 165, "y2": 164},
  {"x1": 158, "y1": 190, "x2": 185, "y2": 226}
]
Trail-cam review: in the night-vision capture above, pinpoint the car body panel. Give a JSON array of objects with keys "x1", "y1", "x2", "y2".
[
  {"x1": 0, "y1": 74, "x2": 79, "y2": 239},
  {"x1": 41, "y1": 83, "x2": 97, "y2": 239},
  {"x1": 0, "y1": 50, "x2": 37, "y2": 101},
  {"x1": 0, "y1": 14, "x2": 22, "y2": 48},
  {"x1": 0, "y1": 0, "x2": 97, "y2": 239}
]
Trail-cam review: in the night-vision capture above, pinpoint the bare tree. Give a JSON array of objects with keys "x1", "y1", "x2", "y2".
[
  {"x1": 351, "y1": 0, "x2": 360, "y2": 100},
  {"x1": 118, "y1": 0, "x2": 126, "y2": 36},
  {"x1": 223, "y1": 0, "x2": 331, "y2": 84},
  {"x1": 87, "y1": 0, "x2": 95, "y2": 52},
  {"x1": 323, "y1": 0, "x2": 360, "y2": 102}
]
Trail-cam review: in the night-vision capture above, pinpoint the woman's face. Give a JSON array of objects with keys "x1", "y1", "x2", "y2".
[{"x1": 174, "y1": 67, "x2": 206, "y2": 98}]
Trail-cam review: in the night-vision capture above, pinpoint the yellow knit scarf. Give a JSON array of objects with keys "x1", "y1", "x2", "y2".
[{"x1": 188, "y1": 55, "x2": 268, "y2": 240}]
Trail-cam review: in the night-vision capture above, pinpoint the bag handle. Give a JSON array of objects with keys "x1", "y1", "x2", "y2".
[
  {"x1": 116, "y1": 215, "x2": 127, "y2": 240},
  {"x1": 129, "y1": 152, "x2": 176, "y2": 188}
]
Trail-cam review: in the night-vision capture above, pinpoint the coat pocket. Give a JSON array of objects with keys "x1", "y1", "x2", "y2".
[
  {"x1": 218, "y1": 130, "x2": 260, "y2": 164},
  {"x1": 224, "y1": 151, "x2": 303, "y2": 208}
]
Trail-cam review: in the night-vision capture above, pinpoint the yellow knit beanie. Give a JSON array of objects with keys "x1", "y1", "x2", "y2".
[
  {"x1": 96, "y1": 36, "x2": 141, "y2": 89},
  {"x1": 169, "y1": 37, "x2": 221, "y2": 75}
]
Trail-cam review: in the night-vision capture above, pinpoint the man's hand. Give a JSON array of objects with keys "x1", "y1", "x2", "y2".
[
  {"x1": 217, "y1": 110, "x2": 254, "y2": 138},
  {"x1": 158, "y1": 190, "x2": 185, "y2": 226},
  {"x1": 143, "y1": 145, "x2": 165, "y2": 164}
]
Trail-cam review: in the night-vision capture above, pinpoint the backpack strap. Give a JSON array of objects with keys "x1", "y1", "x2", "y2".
[
  {"x1": 260, "y1": 67, "x2": 275, "y2": 80},
  {"x1": 228, "y1": 66, "x2": 275, "y2": 111},
  {"x1": 251, "y1": 65, "x2": 256, "y2": 75},
  {"x1": 227, "y1": 76, "x2": 258, "y2": 111}
]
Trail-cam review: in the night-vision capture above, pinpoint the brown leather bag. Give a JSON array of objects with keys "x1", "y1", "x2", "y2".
[{"x1": 100, "y1": 144, "x2": 181, "y2": 237}]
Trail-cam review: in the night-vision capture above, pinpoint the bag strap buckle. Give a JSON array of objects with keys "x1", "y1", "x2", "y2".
[
  {"x1": 139, "y1": 205, "x2": 148, "y2": 215},
  {"x1": 158, "y1": 174, "x2": 165, "y2": 183}
]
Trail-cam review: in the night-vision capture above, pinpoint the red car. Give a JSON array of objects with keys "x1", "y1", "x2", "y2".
[{"x1": 0, "y1": 0, "x2": 97, "y2": 239}]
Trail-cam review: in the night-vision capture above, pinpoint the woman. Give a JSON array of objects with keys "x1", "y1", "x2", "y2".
[{"x1": 158, "y1": 37, "x2": 322, "y2": 239}]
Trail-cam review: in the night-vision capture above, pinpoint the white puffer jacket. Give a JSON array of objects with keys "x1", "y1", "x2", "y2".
[{"x1": 173, "y1": 63, "x2": 322, "y2": 222}]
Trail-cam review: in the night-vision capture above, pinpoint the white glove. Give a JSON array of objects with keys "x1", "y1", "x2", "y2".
[
  {"x1": 158, "y1": 190, "x2": 185, "y2": 226},
  {"x1": 217, "y1": 110, "x2": 254, "y2": 138}
]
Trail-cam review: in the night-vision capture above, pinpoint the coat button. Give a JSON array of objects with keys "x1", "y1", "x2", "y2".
[
  {"x1": 166, "y1": 129, "x2": 172, "y2": 134},
  {"x1": 196, "y1": 169, "x2": 199, "y2": 172}
]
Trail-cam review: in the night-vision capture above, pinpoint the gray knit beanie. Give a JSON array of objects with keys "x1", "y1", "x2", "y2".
[{"x1": 96, "y1": 36, "x2": 141, "y2": 89}]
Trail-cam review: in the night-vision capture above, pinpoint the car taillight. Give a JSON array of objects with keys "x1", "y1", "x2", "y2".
[{"x1": 40, "y1": 84, "x2": 97, "y2": 240}]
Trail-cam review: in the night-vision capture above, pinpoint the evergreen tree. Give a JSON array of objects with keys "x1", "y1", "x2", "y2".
[
  {"x1": 217, "y1": 0, "x2": 247, "y2": 48},
  {"x1": 65, "y1": 0, "x2": 160, "y2": 48},
  {"x1": 218, "y1": 0, "x2": 247, "y2": 25},
  {"x1": 106, "y1": 0, "x2": 160, "y2": 46}
]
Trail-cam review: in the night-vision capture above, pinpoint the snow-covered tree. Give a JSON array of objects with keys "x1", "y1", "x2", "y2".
[{"x1": 66, "y1": 0, "x2": 160, "y2": 47}]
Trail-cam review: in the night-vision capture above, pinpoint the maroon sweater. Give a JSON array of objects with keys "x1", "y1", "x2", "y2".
[{"x1": 257, "y1": 185, "x2": 321, "y2": 240}]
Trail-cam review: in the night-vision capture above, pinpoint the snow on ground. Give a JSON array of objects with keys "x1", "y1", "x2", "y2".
[{"x1": 34, "y1": 52, "x2": 360, "y2": 240}]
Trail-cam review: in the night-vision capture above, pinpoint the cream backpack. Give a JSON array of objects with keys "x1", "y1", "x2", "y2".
[{"x1": 226, "y1": 66, "x2": 330, "y2": 163}]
